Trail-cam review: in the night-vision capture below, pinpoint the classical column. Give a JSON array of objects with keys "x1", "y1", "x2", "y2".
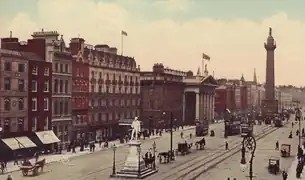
[
  {"x1": 182, "y1": 92, "x2": 186, "y2": 124},
  {"x1": 196, "y1": 92, "x2": 200, "y2": 120},
  {"x1": 211, "y1": 93, "x2": 215, "y2": 120},
  {"x1": 204, "y1": 93, "x2": 207, "y2": 119},
  {"x1": 207, "y1": 93, "x2": 211, "y2": 121}
]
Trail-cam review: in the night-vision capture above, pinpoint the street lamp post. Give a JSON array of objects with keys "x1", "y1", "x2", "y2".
[
  {"x1": 137, "y1": 146, "x2": 141, "y2": 176},
  {"x1": 152, "y1": 141, "x2": 156, "y2": 169},
  {"x1": 163, "y1": 111, "x2": 174, "y2": 161},
  {"x1": 112, "y1": 144, "x2": 117, "y2": 175},
  {"x1": 240, "y1": 134, "x2": 257, "y2": 180}
]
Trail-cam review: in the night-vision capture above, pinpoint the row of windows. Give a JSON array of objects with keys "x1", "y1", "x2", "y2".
[
  {"x1": 53, "y1": 101, "x2": 70, "y2": 115},
  {"x1": 91, "y1": 71, "x2": 139, "y2": 83},
  {"x1": 1, "y1": 118, "x2": 25, "y2": 132},
  {"x1": 31, "y1": 98, "x2": 49, "y2": 111},
  {"x1": 90, "y1": 84, "x2": 140, "y2": 94},
  {"x1": 3, "y1": 62, "x2": 26, "y2": 72},
  {"x1": 54, "y1": 63, "x2": 70, "y2": 73},
  {"x1": 90, "y1": 98, "x2": 140, "y2": 107},
  {"x1": 54, "y1": 79, "x2": 70, "y2": 94},
  {"x1": 89, "y1": 110, "x2": 139, "y2": 123},
  {"x1": 3, "y1": 98, "x2": 25, "y2": 111},
  {"x1": 3, "y1": 78, "x2": 26, "y2": 91},
  {"x1": 31, "y1": 116, "x2": 49, "y2": 131}
]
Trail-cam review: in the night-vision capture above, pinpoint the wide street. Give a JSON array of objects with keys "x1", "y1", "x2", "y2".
[
  {"x1": 199, "y1": 122, "x2": 298, "y2": 180},
  {"x1": 4, "y1": 124, "x2": 206, "y2": 180},
  {"x1": 3, "y1": 121, "x2": 293, "y2": 180}
]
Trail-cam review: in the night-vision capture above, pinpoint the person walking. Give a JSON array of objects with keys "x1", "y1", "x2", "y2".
[{"x1": 275, "y1": 140, "x2": 279, "y2": 150}]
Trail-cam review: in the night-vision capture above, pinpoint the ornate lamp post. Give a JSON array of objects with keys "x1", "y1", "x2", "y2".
[
  {"x1": 240, "y1": 134, "x2": 256, "y2": 180},
  {"x1": 163, "y1": 111, "x2": 174, "y2": 161},
  {"x1": 112, "y1": 144, "x2": 117, "y2": 175},
  {"x1": 137, "y1": 146, "x2": 141, "y2": 176},
  {"x1": 152, "y1": 141, "x2": 156, "y2": 169}
]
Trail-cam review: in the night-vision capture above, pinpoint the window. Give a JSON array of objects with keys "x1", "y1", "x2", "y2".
[
  {"x1": 91, "y1": 71, "x2": 95, "y2": 78},
  {"x1": 54, "y1": 79, "x2": 58, "y2": 93},
  {"x1": 55, "y1": 63, "x2": 58, "y2": 71},
  {"x1": 32, "y1": 66, "x2": 38, "y2": 74},
  {"x1": 17, "y1": 118, "x2": 24, "y2": 132},
  {"x1": 44, "y1": 117, "x2": 49, "y2": 130},
  {"x1": 44, "y1": 67, "x2": 49, "y2": 76},
  {"x1": 44, "y1": 98, "x2": 49, "y2": 111},
  {"x1": 60, "y1": 64, "x2": 63, "y2": 72},
  {"x1": 64, "y1": 101, "x2": 68, "y2": 114},
  {"x1": 91, "y1": 85, "x2": 95, "y2": 92},
  {"x1": 59, "y1": 101, "x2": 63, "y2": 114},
  {"x1": 18, "y1": 64, "x2": 25, "y2": 72},
  {"x1": 98, "y1": 113, "x2": 102, "y2": 121},
  {"x1": 59, "y1": 80, "x2": 63, "y2": 93},
  {"x1": 32, "y1": 117, "x2": 37, "y2": 131},
  {"x1": 32, "y1": 80, "x2": 37, "y2": 92},
  {"x1": 4, "y1": 98, "x2": 10, "y2": 111},
  {"x1": 65, "y1": 64, "x2": 68, "y2": 73},
  {"x1": 65, "y1": 80, "x2": 68, "y2": 93},
  {"x1": 18, "y1": 98, "x2": 24, "y2": 110},
  {"x1": 4, "y1": 62, "x2": 11, "y2": 71},
  {"x1": 54, "y1": 101, "x2": 58, "y2": 114},
  {"x1": 32, "y1": 98, "x2": 37, "y2": 111},
  {"x1": 98, "y1": 85, "x2": 102, "y2": 93},
  {"x1": 4, "y1": 77, "x2": 11, "y2": 90},
  {"x1": 18, "y1": 79, "x2": 25, "y2": 91},
  {"x1": 44, "y1": 80, "x2": 49, "y2": 92},
  {"x1": 99, "y1": 72, "x2": 102, "y2": 78},
  {"x1": 3, "y1": 118, "x2": 10, "y2": 132}
]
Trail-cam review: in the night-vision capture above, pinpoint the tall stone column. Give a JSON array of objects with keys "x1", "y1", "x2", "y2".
[
  {"x1": 182, "y1": 92, "x2": 185, "y2": 124},
  {"x1": 204, "y1": 93, "x2": 207, "y2": 119},
  {"x1": 211, "y1": 93, "x2": 215, "y2": 120},
  {"x1": 196, "y1": 92, "x2": 200, "y2": 120},
  {"x1": 208, "y1": 93, "x2": 211, "y2": 121}
]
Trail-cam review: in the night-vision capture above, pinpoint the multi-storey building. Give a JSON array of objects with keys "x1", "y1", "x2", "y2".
[
  {"x1": 140, "y1": 64, "x2": 185, "y2": 128},
  {"x1": 0, "y1": 49, "x2": 29, "y2": 138},
  {"x1": 27, "y1": 54, "x2": 52, "y2": 132},
  {"x1": 69, "y1": 38, "x2": 89, "y2": 140},
  {"x1": 87, "y1": 44, "x2": 141, "y2": 140}
]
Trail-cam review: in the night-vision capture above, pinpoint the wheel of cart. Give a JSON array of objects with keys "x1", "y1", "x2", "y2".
[
  {"x1": 268, "y1": 157, "x2": 280, "y2": 175},
  {"x1": 280, "y1": 144, "x2": 291, "y2": 157}
]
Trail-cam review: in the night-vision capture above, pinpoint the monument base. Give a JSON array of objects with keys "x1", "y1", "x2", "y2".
[{"x1": 110, "y1": 140, "x2": 158, "y2": 179}]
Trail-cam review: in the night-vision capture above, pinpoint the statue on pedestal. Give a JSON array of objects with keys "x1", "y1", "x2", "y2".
[{"x1": 130, "y1": 117, "x2": 141, "y2": 141}]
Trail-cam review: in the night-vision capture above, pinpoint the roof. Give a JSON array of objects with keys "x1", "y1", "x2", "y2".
[{"x1": 0, "y1": 49, "x2": 43, "y2": 61}]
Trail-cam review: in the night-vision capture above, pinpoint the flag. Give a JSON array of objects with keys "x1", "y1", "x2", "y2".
[
  {"x1": 121, "y1": 30, "x2": 128, "y2": 36},
  {"x1": 202, "y1": 53, "x2": 210, "y2": 61}
]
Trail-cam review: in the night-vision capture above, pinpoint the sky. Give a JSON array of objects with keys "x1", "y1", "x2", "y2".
[{"x1": 1, "y1": 0, "x2": 305, "y2": 86}]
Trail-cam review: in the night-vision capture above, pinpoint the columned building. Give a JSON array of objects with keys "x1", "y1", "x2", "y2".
[{"x1": 140, "y1": 64, "x2": 217, "y2": 137}]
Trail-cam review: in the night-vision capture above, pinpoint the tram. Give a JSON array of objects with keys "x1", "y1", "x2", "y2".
[{"x1": 224, "y1": 109, "x2": 241, "y2": 136}]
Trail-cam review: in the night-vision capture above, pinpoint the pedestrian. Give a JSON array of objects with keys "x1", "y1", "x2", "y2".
[
  {"x1": 189, "y1": 133, "x2": 192, "y2": 139},
  {"x1": 180, "y1": 132, "x2": 184, "y2": 138},
  {"x1": 34, "y1": 152, "x2": 39, "y2": 162},
  {"x1": 296, "y1": 129, "x2": 299, "y2": 136},
  {"x1": 292, "y1": 122, "x2": 294, "y2": 128},
  {"x1": 225, "y1": 141, "x2": 229, "y2": 150},
  {"x1": 282, "y1": 170, "x2": 288, "y2": 180},
  {"x1": 6, "y1": 174, "x2": 13, "y2": 180},
  {"x1": 275, "y1": 140, "x2": 279, "y2": 150}
]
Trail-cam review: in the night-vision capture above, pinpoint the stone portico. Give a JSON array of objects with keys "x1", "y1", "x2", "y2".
[{"x1": 183, "y1": 74, "x2": 218, "y2": 136}]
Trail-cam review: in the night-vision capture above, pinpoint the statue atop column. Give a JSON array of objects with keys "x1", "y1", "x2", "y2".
[{"x1": 130, "y1": 117, "x2": 141, "y2": 141}]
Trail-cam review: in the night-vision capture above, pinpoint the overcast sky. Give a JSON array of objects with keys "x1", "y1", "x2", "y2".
[{"x1": 1, "y1": 0, "x2": 305, "y2": 86}]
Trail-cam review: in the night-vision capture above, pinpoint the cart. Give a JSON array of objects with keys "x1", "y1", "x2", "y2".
[
  {"x1": 281, "y1": 144, "x2": 291, "y2": 157},
  {"x1": 268, "y1": 157, "x2": 280, "y2": 174},
  {"x1": 20, "y1": 159, "x2": 45, "y2": 176},
  {"x1": 175, "y1": 142, "x2": 192, "y2": 155}
]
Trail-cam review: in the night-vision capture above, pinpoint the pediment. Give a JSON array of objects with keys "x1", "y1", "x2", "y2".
[{"x1": 201, "y1": 75, "x2": 218, "y2": 86}]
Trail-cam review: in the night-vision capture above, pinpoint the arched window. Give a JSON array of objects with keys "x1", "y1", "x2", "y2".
[
  {"x1": 4, "y1": 98, "x2": 10, "y2": 111},
  {"x1": 18, "y1": 98, "x2": 24, "y2": 110}
]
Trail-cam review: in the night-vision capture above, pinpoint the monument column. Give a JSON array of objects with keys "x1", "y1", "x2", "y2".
[
  {"x1": 182, "y1": 92, "x2": 185, "y2": 124},
  {"x1": 196, "y1": 92, "x2": 200, "y2": 120}
]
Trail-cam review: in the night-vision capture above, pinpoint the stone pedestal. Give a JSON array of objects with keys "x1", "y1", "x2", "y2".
[{"x1": 111, "y1": 140, "x2": 158, "y2": 179}]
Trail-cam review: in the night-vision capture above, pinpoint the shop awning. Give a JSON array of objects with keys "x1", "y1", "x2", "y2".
[
  {"x1": 15, "y1": 136, "x2": 37, "y2": 148},
  {"x1": 1, "y1": 136, "x2": 36, "y2": 150},
  {"x1": 118, "y1": 119, "x2": 134, "y2": 126},
  {"x1": 35, "y1": 130, "x2": 60, "y2": 144}
]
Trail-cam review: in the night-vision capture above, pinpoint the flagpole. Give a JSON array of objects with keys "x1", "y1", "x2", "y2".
[{"x1": 121, "y1": 32, "x2": 124, "y2": 55}]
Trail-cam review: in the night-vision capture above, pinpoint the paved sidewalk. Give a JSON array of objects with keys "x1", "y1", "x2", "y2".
[{"x1": 2, "y1": 126, "x2": 195, "y2": 175}]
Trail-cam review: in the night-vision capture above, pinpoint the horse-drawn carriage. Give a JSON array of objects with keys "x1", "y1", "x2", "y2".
[
  {"x1": 268, "y1": 157, "x2": 280, "y2": 174},
  {"x1": 20, "y1": 158, "x2": 46, "y2": 176},
  {"x1": 142, "y1": 155, "x2": 155, "y2": 168},
  {"x1": 158, "y1": 151, "x2": 174, "y2": 164},
  {"x1": 195, "y1": 138, "x2": 205, "y2": 150},
  {"x1": 281, "y1": 144, "x2": 291, "y2": 157},
  {"x1": 175, "y1": 142, "x2": 192, "y2": 155}
]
